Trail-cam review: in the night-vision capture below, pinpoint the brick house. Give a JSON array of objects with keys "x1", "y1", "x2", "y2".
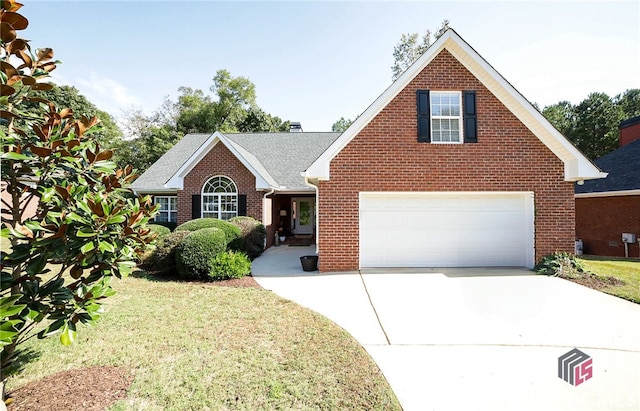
[
  {"x1": 132, "y1": 29, "x2": 604, "y2": 272},
  {"x1": 575, "y1": 116, "x2": 640, "y2": 258}
]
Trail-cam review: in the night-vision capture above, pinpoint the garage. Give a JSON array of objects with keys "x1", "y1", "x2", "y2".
[{"x1": 359, "y1": 192, "x2": 535, "y2": 268}]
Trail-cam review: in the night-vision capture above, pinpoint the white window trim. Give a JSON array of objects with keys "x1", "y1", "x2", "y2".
[
  {"x1": 430, "y1": 91, "x2": 463, "y2": 144},
  {"x1": 154, "y1": 196, "x2": 177, "y2": 223},
  {"x1": 201, "y1": 175, "x2": 238, "y2": 220}
]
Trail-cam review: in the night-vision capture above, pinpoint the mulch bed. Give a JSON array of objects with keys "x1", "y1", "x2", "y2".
[
  {"x1": 563, "y1": 271, "x2": 625, "y2": 290},
  {"x1": 4, "y1": 276, "x2": 261, "y2": 410},
  {"x1": 6, "y1": 366, "x2": 133, "y2": 411}
]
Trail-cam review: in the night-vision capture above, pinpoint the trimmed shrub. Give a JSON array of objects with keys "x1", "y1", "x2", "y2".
[
  {"x1": 209, "y1": 250, "x2": 252, "y2": 281},
  {"x1": 228, "y1": 216, "x2": 266, "y2": 260},
  {"x1": 534, "y1": 252, "x2": 585, "y2": 279},
  {"x1": 149, "y1": 230, "x2": 190, "y2": 274},
  {"x1": 148, "y1": 224, "x2": 171, "y2": 238},
  {"x1": 176, "y1": 218, "x2": 241, "y2": 244},
  {"x1": 175, "y1": 227, "x2": 227, "y2": 280},
  {"x1": 150, "y1": 221, "x2": 177, "y2": 231}
]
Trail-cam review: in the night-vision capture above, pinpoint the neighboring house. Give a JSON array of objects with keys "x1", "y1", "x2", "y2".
[
  {"x1": 575, "y1": 116, "x2": 640, "y2": 258},
  {"x1": 132, "y1": 29, "x2": 604, "y2": 272},
  {"x1": 1, "y1": 178, "x2": 39, "y2": 222}
]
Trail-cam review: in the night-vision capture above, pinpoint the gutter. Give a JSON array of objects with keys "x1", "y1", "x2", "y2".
[
  {"x1": 262, "y1": 188, "x2": 276, "y2": 250},
  {"x1": 304, "y1": 176, "x2": 320, "y2": 254}
]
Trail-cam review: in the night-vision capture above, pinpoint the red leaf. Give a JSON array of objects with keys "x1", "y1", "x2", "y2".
[
  {"x1": 31, "y1": 82, "x2": 54, "y2": 91},
  {"x1": 54, "y1": 185, "x2": 70, "y2": 201},
  {"x1": 2, "y1": 1, "x2": 24, "y2": 13},
  {"x1": 29, "y1": 145, "x2": 52, "y2": 157},
  {"x1": 95, "y1": 150, "x2": 113, "y2": 162},
  {"x1": 6, "y1": 37, "x2": 28, "y2": 55},
  {"x1": 2, "y1": 11, "x2": 28, "y2": 30},
  {"x1": 36, "y1": 47, "x2": 54, "y2": 62},
  {"x1": 1, "y1": 84, "x2": 15, "y2": 96},
  {"x1": 0, "y1": 60, "x2": 18, "y2": 77}
]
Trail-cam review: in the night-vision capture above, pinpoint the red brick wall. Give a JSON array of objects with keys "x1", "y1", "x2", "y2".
[
  {"x1": 177, "y1": 142, "x2": 263, "y2": 227},
  {"x1": 620, "y1": 121, "x2": 640, "y2": 147},
  {"x1": 317, "y1": 49, "x2": 575, "y2": 272},
  {"x1": 576, "y1": 195, "x2": 640, "y2": 257}
]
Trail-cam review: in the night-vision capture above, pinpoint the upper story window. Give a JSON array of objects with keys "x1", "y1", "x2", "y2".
[
  {"x1": 202, "y1": 176, "x2": 237, "y2": 220},
  {"x1": 430, "y1": 92, "x2": 462, "y2": 143},
  {"x1": 417, "y1": 90, "x2": 477, "y2": 144},
  {"x1": 154, "y1": 196, "x2": 177, "y2": 222}
]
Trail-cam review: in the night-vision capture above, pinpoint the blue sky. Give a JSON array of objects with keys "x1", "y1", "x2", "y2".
[{"x1": 24, "y1": 1, "x2": 640, "y2": 132}]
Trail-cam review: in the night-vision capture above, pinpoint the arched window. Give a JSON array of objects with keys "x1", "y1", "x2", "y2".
[{"x1": 202, "y1": 176, "x2": 238, "y2": 220}]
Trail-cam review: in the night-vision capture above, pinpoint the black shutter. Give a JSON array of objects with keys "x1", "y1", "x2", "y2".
[
  {"x1": 417, "y1": 90, "x2": 430, "y2": 142},
  {"x1": 238, "y1": 195, "x2": 247, "y2": 216},
  {"x1": 463, "y1": 90, "x2": 477, "y2": 143},
  {"x1": 191, "y1": 194, "x2": 201, "y2": 219}
]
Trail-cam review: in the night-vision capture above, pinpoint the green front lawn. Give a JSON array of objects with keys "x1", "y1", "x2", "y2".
[
  {"x1": 579, "y1": 256, "x2": 640, "y2": 304},
  {"x1": 6, "y1": 272, "x2": 401, "y2": 410}
]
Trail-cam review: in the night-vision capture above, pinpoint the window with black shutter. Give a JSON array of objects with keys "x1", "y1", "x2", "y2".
[
  {"x1": 417, "y1": 89, "x2": 478, "y2": 144},
  {"x1": 463, "y1": 90, "x2": 478, "y2": 143},
  {"x1": 417, "y1": 90, "x2": 430, "y2": 142}
]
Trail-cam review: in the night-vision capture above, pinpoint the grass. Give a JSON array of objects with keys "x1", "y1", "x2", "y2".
[
  {"x1": 5, "y1": 271, "x2": 401, "y2": 410},
  {"x1": 578, "y1": 256, "x2": 640, "y2": 304}
]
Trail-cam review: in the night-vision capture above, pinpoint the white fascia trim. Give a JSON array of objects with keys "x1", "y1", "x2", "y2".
[
  {"x1": 165, "y1": 131, "x2": 272, "y2": 190},
  {"x1": 305, "y1": 35, "x2": 449, "y2": 180},
  {"x1": 133, "y1": 188, "x2": 178, "y2": 194},
  {"x1": 305, "y1": 29, "x2": 605, "y2": 183},
  {"x1": 444, "y1": 38, "x2": 605, "y2": 182},
  {"x1": 575, "y1": 190, "x2": 640, "y2": 198}
]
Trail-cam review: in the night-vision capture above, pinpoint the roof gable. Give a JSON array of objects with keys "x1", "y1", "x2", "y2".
[
  {"x1": 134, "y1": 132, "x2": 341, "y2": 192},
  {"x1": 130, "y1": 134, "x2": 209, "y2": 192},
  {"x1": 304, "y1": 29, "x2": 605, "y2": 183}
]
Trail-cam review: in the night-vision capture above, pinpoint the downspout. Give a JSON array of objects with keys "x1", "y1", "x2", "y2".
[
  {"x1": 262, "y1": 188, "x2": 276, "y2": 249},
  {"x1": 304, "y1": 177, "x2": 319, "y2": 254}
]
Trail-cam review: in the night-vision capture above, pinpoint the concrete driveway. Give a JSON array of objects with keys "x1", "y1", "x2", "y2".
[{"x1": 252, "y1": 246, "x2": 640, "y2": 411}]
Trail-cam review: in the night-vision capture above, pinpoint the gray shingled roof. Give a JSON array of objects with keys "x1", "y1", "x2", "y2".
[
  {"x1": 131, "y1": 132, "x2": 341, "y2": 192},
  {"x1": 131, "y1": 134, "x2": 210, "y2": 191},
  {"x1": 575, "y1": 139, "x2": 640, "y2": 194},
  {"x1": 225, "y1": 132, "x2": 340, "y2": 190}
]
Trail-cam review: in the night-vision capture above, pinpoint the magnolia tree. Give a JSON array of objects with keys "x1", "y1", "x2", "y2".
[{"x1": 0, "y1": 0, "x2": 157, "y2": 387}]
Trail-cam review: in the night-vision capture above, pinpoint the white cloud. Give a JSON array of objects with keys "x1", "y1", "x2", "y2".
[{"x1": 76, "y1": 71, "x2": 141, "y2": 109}]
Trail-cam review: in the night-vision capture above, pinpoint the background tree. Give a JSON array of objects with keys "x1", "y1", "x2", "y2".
[
  {"x1": 615, "y1": 88, "x2": 640, "y2": 119},
  {"x1": 570, "y1": 92, "x2": 622, "y2": 158},
  {"x1": 542, "y1": 89, "x2": 639, "y2": 159},
  {"x1": 542, "y1": 101, "x2": 575, "y2": 137},
  {"x1": 0, "y1": 1, "x2": 157, "y2": 393},
  {"x1": 391, "y1": 20, "x2": 450, "y2": 80},
  {"x1": 112, "y1": 103, "x2": 181, "y2": 171},
  {"x1": 175, "y1": 69, "x2": 288, "y2": 135},
  {"x1": 331, "y1": 117, "x2": 353, "y2": 132},
  {"x1": 237, "y1": 107, "x2": 289, "y2": 132},
  {"x1": 33, "y1": 85, "x2": 122, "y2": 147}
]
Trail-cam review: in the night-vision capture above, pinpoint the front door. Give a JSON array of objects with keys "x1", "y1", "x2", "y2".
[{"x1": 293, "y1": 197, "x2": 315, "y2": 235}]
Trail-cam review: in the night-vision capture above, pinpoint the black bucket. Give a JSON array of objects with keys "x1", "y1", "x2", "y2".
[{"x1": 300, "y1": 255, "x2": 319, "y2": 272}]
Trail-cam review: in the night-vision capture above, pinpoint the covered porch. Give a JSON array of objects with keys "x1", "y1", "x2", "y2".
[{"x1": 265, "y1": 192, "x2": 316, "y2": 248}]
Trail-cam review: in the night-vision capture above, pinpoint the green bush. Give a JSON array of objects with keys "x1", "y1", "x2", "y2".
[
  {"x1": 209, "y1": 250, "x2": 252, "y2": 281},
  {"x1": 149, "y1": 230, "x2": 191, "y2": 274},
  {"x1": 176, "y1": 218, "x2": 241, "y2": 244},
  {"x1": 175, "y1": 227, "x2": 227, "y2": 280},
  {"x1": 228, "y1": 216, "x2": 266, "y2": 260},
  {"x1": 148, "y1": 224, "x2": 171, "y2": 238},
  {"x1": 150, "y1": 221, "x2": 177, "y2": 231},
  {"x1": 534, "y1": 252, "x2": 585, "y2": 279}
]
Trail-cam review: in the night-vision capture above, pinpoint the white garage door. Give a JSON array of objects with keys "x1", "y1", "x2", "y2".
[{"x1": 359, "y1": 192, "x2": 534, "y2": 268}]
